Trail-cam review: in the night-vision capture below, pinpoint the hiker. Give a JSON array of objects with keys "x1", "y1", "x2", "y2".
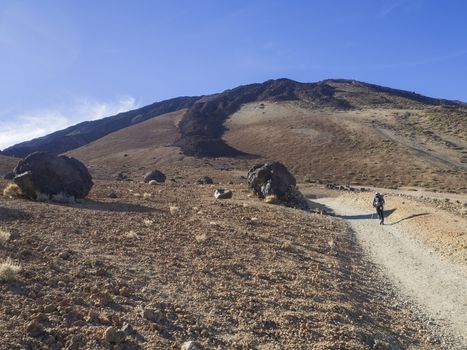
[{"x1": 373, "y1": 192, "x2": 385, "y2": 225}]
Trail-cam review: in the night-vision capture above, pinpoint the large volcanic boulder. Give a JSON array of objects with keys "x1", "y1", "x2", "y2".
[
  {"x1": 13, "y1": 152, "x2": 93, "y2": 201},
  {"x1": 143, "y1": 170, "x2": 166, "y2": 183},
  {"x1": 3, "y1": 172, "x2": 15, "y2": 180},
  {"x1": 247, "y1": 162, "x2": 296, "y2": 199},
  {"x1": 247, "y1": 161, "x2": 309, "y2": 210}
]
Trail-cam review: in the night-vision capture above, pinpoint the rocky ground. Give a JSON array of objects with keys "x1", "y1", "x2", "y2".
[{"x1": 0, "y1": 178, "x2": 444, "y2": 349}]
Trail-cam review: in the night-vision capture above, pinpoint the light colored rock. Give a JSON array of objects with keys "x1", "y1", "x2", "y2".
[
  {"x1": 103, "y1": 326, "x2": 125, "y2": 344},
  {"x1": 214, "y1": 189, "x2": 232, "y2": 199},
  {"x1": 181, "y1": 340, "x2": 203, "y2": 350},
  {"x1": 121, "y1": 322, "x2": 135, "y2": 335},
  {"x1": 26, "y1": 319, "x2": 44, "y2": 337},
  {"x1": 140, "y1": 306, "x2": 162, "y2": 323}
]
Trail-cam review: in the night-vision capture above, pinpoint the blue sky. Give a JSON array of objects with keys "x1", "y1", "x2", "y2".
[{"x1": 1, "y1": 0, "x2": 466, "y2": 149}]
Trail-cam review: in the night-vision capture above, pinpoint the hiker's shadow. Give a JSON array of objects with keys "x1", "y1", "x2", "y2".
[
  {"x1": 386, "y1": 212, "x2": 430, "y2": 225},
  {"x1": 0, "y1": 207, "x2": 32, "y2": 221},
  {"x1": 337, "y1": 208, "x2": 397, "y2": 220}
]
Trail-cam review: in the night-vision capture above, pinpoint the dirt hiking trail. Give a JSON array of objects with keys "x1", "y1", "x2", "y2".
[{"x1": 314, "y1": 193, "x2": 467, "y2": 348}]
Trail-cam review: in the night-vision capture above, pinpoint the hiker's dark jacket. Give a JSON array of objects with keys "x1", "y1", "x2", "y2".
[{"x1": 373, "y1": 195, "x2": 385, "y2": 208}]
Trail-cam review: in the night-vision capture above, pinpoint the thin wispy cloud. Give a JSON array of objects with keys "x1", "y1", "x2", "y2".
[
  {"x1": 0, "y1": 96, "x2": 138, "y2": 150},
  {"x1": 379, "y1": 2, "x2": 402, "y2": 17},
  {"x1": 378, "y1": 0, "x2": 418, "y2": 18}
]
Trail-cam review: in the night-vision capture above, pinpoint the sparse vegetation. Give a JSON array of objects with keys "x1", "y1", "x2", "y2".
[
  {"x1": 0, "y1": 258, "x2": 21, "y2": 282},
  {"x1": 2, "y1": 183, "x2": 22, "y2": 198},
  {"x1": 264, "y1": 194, "x2": 279, "y2": 204},
  {"x1": 0, "y1": 228, "x2": 11, "y2": 244}
]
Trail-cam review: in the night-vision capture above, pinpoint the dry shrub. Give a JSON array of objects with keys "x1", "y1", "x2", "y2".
[
  {"x1": 169, "y1": 206, "x2": 179, "y2": 214},
  {"x1": 0, "y1": 229, "x2": 11, "y2": 244},
  {"x1": 264, "y1": 194, "x2": 279, "y2": 204},
  {"x1": 0, "y1": 258, "x2": 21, "y2": 281},
  {"x1": 143, "y1": 192, "x2": 152, "y2": 199},
  {"x1": 143, "y1": 219, "x2": 154, "y2": 227},
  {"x1": 2, "y1": 184, "x2": 22, "y2": 199}
]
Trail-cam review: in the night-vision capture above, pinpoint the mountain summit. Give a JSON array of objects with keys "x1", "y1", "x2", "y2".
[{"x1": 2, "y1": 78, "x2": 464, "y2": 159}]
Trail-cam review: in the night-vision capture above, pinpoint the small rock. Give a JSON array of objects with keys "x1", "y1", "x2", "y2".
[
  {"x1": 119, "y1": 286, "x2": 131, "y2": 296},
  {"x1": 214, "y1": 189, "x2": 233, "y2": 199},
  {"x1": 33, "y1": 313, "x2": 48, "y2": 322},
  {"x1": 45, "y1": 335, "x2": 56, "y2": 346},
  {"x1": 148, "y1": 180, "x2": 158, "y2": 186},
  {"x1": 64, "y1": 335, "x2": 81, "y2": 350},
  {"x1": 44, "y1": 304, "x2": 57, "y2": 313},
  {"x1": 196, "y1": 176, "x2": 213, "y2": 185},
  {"x1": 181, "y1": 340, "x2": 203, "y2": 350},
  {"x1": 143, "y1": 170, "x2": 166, "y2": 183},
  {"x1": 58, "y1": 251, "x2": 71, "y2": 260},
  {"x1": 26, "y1": 319, "x2": 44, "y2": 337},
  {"x1": 108, "y1": 191, "x2": 118, "y2": 198},
  {"x1": 140, "y1": 306, "x2": 162, "y2": 323},
  {"x1": 92, "y1": 291, "x2": 113, "y2": 306},
  {"x1": 373, "y1": 335, "x2": 404, "y2": 350},
  {"x1": 103, "y1": 326, "x2": 125, "y2": 344},
  {"x1": 121, "y1": 323, "x2": 135, "y2": 336},
  {"x1": 115, "y1": 172, "x2": 128, "y2": 181},
  {"x1": 85, "y1": 310, "x2": 99, "y2": 323}
]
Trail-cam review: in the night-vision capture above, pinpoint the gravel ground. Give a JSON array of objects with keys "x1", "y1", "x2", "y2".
[
  {"x1": 0, "y1": 180, "x2": 441, "y2": 349},
  {"x1": 315, "y1": 193, "x2": 467, "y2": 349}
]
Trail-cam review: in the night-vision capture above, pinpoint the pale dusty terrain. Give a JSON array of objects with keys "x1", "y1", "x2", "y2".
[
  {"x1": 225, "y1": 102, "x2": 467, "y2": 192},
  {"x1": 313, "y1": 190, "x2": 467, "y2": 349}
]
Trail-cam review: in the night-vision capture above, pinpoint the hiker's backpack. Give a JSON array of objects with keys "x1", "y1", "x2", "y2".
[{"x1": 374, "y1": 194, "x2": 384, "y2": 207}]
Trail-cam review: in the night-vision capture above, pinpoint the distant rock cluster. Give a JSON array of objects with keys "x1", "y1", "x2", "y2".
[{"x1": 326, "y1": 183, "x2": 370, "y2": 192}]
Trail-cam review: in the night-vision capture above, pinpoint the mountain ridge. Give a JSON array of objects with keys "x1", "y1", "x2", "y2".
[
  {"x1": 2, "y1": 96, "x2": 199, "y2": 158},
  {"x1": 2, "y1": 78, "x2": 465, "y2": 158}
]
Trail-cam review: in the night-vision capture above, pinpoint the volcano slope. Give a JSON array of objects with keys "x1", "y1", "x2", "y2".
[
  {"x1": 224, "y1": 100, "x2": 466, "y2": 192},
  {"x1": 0, "y1": 178, "x2": 446, "y2": 349},
  {"x1": 63, "y1": 79, "x2": 467, "y2": 193}
]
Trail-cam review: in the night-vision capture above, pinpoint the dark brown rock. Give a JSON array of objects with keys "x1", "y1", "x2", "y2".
[
  {"x1": 143, "y1": 170, "x2": 166, "y2": 183},
  {"x1": 247, "y1": 162, "x2": 296, "y2": 199},
  {"x1": 3, "y1": 172, "x2": 15, "y2": 180},
  {"x1": 196, "y1": 176, "x2": 214, "y2": 185},
  {"x1": 13, "y1": 152, "x2": 93, "y2": 201}
]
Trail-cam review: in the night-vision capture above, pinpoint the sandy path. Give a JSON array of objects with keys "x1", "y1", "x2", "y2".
[{"x1": 314, "y1": 196, "x2": 467, "y2": 348}]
